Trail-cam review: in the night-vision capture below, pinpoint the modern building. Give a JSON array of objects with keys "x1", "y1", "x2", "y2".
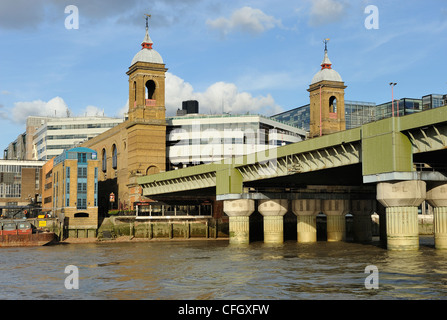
[
  {"x1": 0, "y1": 159, "x2": 45, "y2": 217},
  {"x1": 273, "y1": 96, "x2": 445, "y2": 132},
  {"x1": 52, "y1": 147, "x2": 100, "y2": 234},
  {"x1": 33, "y1": 116, "x2": 124, "y2": 161},
  {"x1": 422, "y1": 94, "x2": 446, "y2": 110},
  {"x1": 271, "y1": 100, "x2": 376, "y2": 132},
  {"x1": 2, "y1": 116, "x2": 124, "y2": 161},
  {"x1": 166, "y1": 113, "x2": 306, "y2": 170}
]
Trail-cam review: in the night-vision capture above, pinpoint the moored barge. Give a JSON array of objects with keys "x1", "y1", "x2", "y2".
[{"x1": 0, "y1": 220, "x2": 56, "y2": 247}]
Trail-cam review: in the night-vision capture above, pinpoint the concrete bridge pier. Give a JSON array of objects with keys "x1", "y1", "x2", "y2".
[
  {"x1": 377, "y1": 180, "x2": 426, "y2": 251},
  {"x1": 258, "y1": 199, "x2": 288, "y2": 244},
  {"x1": 323, "y1": 199, "x2": 347, "y2": 242},
  {"x1": 223, "y1": 199, "x2": 255, "y2": 244},
  {"x1": 351, "y1": 199, "x2": 374, "y2": 243},
  {"x1": 292, "y1": 199, "x2": 320, "y2": 243},
  {"x1": 427, "y1": 183, "x2": 447, "y2": 249}
]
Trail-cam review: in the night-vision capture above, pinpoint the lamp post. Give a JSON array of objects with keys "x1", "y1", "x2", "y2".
[{"x1": 389, "y1": 82, "x2": 397, "y2": 117}]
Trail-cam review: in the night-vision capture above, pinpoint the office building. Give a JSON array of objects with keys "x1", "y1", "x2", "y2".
[
  {"x1": 0, "y1": 159, "x2": 45, "y2": 217},
  {"x1": 52, "y1": 147, "x2": 100, "y2": 233},
  {"x1": 166, "y1": 113, "x2": 306, "y2": 170}
]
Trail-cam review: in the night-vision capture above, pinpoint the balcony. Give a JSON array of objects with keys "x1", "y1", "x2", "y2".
[
  {"x1": 133, "y1": 99, "x2": 156, "y2": 107},
  {"x1": 329, "y1": 112, "x2": 337, "y2": 119},
  {"x1": 146, "y1": 99, "x2": 156, "y2": 107}
]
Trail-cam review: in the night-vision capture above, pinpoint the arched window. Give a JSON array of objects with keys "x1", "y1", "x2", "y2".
[
  {"x1": 146, "y1": 80, "x2": 156, "y2": 100},
  {"x1": 74, "y1": 212, "x2": 89, "y2": 218},
  {"x1": 102, "y1": 149, "x2": 107, "y2": 172},
  {"x1": 112, "y1": 144, "x2": 117, "y2": 169},
  {"x1": 329, "y1": 96, "x2": 337, "y2": 113},
  {"x1": 146, "y1": 166, "x2": 159, "y2": 175}
]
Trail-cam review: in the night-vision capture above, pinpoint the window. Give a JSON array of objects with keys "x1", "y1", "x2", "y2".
[
  {"x1": 102, "y1": 149, "x2": 107, "y2": 172},
  {"x1": 329, "y1": 96, "x2": 337, "y2": 113},
  {"x1": 146, "y1": 80, "x2": 156, "y2": 99},
  {"x1": 74, "y1": 212, "x2": 89, "y2": 218},
  {"x1": 77, "y1": 182, "x2": 87, "y2": 194},
  {"x1": 77, "y1": 167, "x2": 87, "y2": 178},
  {"x1": 112, "y1": 144, "x2": 117, "y2": 169},
  {"x1": 76, "y1": 199, "x2": 87, "y2": 210},
  {"x1": 78, "y1": 153, "x2": 87, "y2": 163}
]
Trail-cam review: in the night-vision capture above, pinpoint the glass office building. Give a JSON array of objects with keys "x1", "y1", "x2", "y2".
[
  {"x1": 272, "y1": 94, "x2": 446, "y2": 132},
  {"x1": 375, "y1": 98, "x2": 422, "y2": 120},
  {"x1": 272, "y1": 100, "x2": 376, "y2": 131},
  {"x1": 422, "y1": 94, "x2": 445, "y2": 110}
]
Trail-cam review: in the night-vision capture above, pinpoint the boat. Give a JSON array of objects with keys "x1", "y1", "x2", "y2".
[{"x1": 0, "y1": 219, "x2": 57, "y2": 247}]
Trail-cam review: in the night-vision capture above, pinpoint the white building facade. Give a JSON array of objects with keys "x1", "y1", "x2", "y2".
[
  {"x1": 33, "y1": 116, "x2": 124, "y2": 161},
  {"x1": 166, "y1": 114, "x2": 307, "y2": 170}
]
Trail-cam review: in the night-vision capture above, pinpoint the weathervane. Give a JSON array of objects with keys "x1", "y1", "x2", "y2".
[
  {"x1": 144, "y1": 13, "x2": 151, "y2": 29},
  {"x1": 323, "y1": 38, "x2": 330, "y2": 51}
]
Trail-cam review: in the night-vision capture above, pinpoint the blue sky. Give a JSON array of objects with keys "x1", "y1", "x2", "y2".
[{"x1": 0, "y1": 0, "x2": 446, "y2": 152}]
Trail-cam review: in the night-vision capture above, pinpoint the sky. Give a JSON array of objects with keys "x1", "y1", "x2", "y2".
[{"x1": 0, "y1": 0, "x2": 446, "y2": 152}]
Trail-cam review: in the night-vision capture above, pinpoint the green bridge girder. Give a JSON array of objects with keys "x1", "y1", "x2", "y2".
[{"x1": 138, "y1": 106, "x2": 447, "y2": 197}]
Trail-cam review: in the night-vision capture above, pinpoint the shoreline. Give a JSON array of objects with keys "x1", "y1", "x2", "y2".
[{"x1": 60, "y1": 236, "x2": 230, "y2": 244}]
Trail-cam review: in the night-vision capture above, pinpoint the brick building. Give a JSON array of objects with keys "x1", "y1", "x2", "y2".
[{"x1": 52, "y1": 147, "x2": 99, "y2": 233}]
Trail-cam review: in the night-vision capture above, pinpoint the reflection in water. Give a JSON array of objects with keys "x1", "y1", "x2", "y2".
[{"x1": 0, "y1": 237, "x2": 446, "y2": 300}]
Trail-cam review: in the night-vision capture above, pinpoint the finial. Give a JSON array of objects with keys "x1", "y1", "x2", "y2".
[
  {"x1": 321, "y1": 38, "x2": 332, "y2": 70},
  {"x1": 142, "y1": 13, "x2": 153, "y2": 50},
  {"x1": 323, "y1": 38, "x2": 330, "y2": 52},
  {"x1": 144, "y1": 13, "x2": 151, "y2": 30}
]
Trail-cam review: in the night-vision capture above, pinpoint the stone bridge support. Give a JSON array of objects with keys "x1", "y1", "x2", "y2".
[
  {"x1": 258, "y1": 199, "x2": 288, "y2": 244},
  {"x1": 351, "y1": 199, "x2": 374, "y2": 243},
  {"x1": 377, "y1": 180, "x2": 425, "y2": 251},
  {"x1": 292, "y1": 199, "x2": 320, "y2": 243},
  {"x1": 323, "y1": 199, "x2": 348, "y2": 242},
  {"x1": 223, "y1": 199, "x2": 254, "y2": 245},
  {"x1": 427, "y1": 183, "x2": 447, "y2": 250}
]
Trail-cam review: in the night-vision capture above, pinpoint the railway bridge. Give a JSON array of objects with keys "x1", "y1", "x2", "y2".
[{"x1": 138, "y1": 106, "x2": 447, "y2": 250}]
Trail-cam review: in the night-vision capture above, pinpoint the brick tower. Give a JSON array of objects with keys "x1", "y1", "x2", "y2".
[{"x1": 308, "y1": 39, "x2": 346, "y2": 138}]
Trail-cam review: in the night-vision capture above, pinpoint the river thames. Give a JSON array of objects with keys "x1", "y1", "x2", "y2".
[{"x1": 1, "y1": 236, "x2": 446, "y2": 300}]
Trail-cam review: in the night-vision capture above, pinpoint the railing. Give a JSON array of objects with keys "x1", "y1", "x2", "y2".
[
  {"x1": 414, "y1": 162, "x2": 447, "y2": 172},
  {"x1": 146, "y1": 99, "x2": 156, "y2": 107},
  {"x1": 132, "y1": 99, "x2": 156, "y2": 107}
]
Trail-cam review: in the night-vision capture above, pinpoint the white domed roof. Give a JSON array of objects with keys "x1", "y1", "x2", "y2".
[
  {"x1": 311, "y1": 68, "x2": 343, "y2": 85},
  {"x1": 130, "y1": 27, "x2": 163, "y2": 65},
  {"x1": 310, "y1": 49, "x2": 343, "y2": 85},
  {"x1": 131, "y1": 49, "x2": 163, "y2": 65}
]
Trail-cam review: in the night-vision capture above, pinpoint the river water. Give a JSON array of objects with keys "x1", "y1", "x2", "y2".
[{"x1": 1, "y1": 237, "x2": 446, "y2": 300}]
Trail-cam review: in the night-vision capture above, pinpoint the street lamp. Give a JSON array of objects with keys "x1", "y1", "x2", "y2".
[{"x1": 389, "y1": 82, "x2": 397, "y2": 117}]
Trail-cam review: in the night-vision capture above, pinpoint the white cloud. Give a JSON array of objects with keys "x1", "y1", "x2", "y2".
[
  {"x1": 10, "y1": 96, "x2": 69, "y2": 124},
  {"x1": 309, "y1": 0, "x2": 346, "y2": 26},
  {"x1": 165, "y1": 72, "x2": 283, "y2": 116},
  {"x1": 117, "y1": 100, "x2": 129, "y2": 118},
  {"x1": 207, "y1": 6, "x2": 282, "y2": 36},
  {"x1": 80, "y1": 105, "x2": 105, "y2": 117}
]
